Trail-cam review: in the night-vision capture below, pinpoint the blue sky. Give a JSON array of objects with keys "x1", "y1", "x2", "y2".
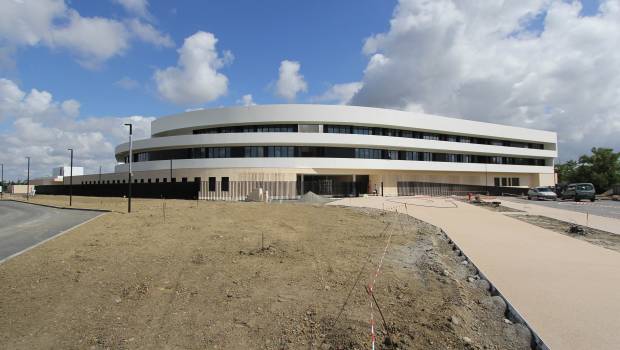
[
  {"x1": 1, "y1": 0, "x2": 618, "y2": 179},
  {"x1": 6, "y1": 0, "x2": 395, "y2": 118}
]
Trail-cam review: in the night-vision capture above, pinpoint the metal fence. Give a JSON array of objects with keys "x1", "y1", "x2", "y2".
[
  {"x1": 397, "y1": 181, "x2": 529, "y2": 197},
  {"x1": 199, "y1": 180, "x2": 298, "y2": 201}
]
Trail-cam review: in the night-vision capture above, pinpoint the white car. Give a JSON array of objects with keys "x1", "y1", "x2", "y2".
[{"x1": 527, "y1": 187, "x2": 557, "y2": 200}]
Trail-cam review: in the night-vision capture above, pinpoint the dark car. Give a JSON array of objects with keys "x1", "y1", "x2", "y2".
[
  {"x1": 527, "y1": 187, "x2": 557, "y2": 200},
  {"x1": 561, "y1": 183, "x2": 596, "y2": 202}
]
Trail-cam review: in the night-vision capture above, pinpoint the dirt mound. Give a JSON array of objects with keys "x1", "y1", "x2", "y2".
[{"x1": 299, "y1": 191, "x2": 332, "y2": 204}]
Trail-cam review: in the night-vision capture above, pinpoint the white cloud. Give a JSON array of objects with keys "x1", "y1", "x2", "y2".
[
  {"x1": 275, "y1": 60, "x2": 307, "y2": 100},
  {"x1": 126, "y1": 19, "x2": 174, "y2": 48},
  {"x1": 0, "y1": 0, "x2": 172, "y2": 67},
  {"x1": 350, "y1": 0, "x2": 620, "y2": 159},
  {"x1": 154, "y1": 31, "x2": 230, "y2": 105},
  {"x1": 114, "y1": 76, "x2": 140, "y2": 90},
  {"x1": 237, "y1": 94, "x2": 256, "y2": 107},
  {"x1": 0, "y1": 78, "x2": 154, "y2": 179},
  {"x1": 113, "y1": 0, "x2": 152, "y2": 20},
  {"x1": 315, "y1": 82, "x2": 363, "y2": 105},
  {"x1": 50, "y1": 10, "x2": 130, "y2": 68}
]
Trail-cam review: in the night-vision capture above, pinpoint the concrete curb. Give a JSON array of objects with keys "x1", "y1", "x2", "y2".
[
  {"x1": 440, "y1": 229, "x2": 549, "y2": 350},
  {"x1": 0, "y1": 212, "x2": 107, "y2": 265},
  {"x1": 0, "y1": 199, "x2": 110, "y2": 213}
]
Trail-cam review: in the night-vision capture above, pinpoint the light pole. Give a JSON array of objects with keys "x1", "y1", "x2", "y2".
[
  {"x1": 68, "y1": 148, "x2": 73, "y2": 206},
  {"x1": 124, "y1": 123, "x2": 133, "y2": 213},
  {"x1": 1, "y1": 163, "x2": 3, "y2": 200},
  {"x1": 25, "y1": 156, "x2": 30, "y2": 201}
]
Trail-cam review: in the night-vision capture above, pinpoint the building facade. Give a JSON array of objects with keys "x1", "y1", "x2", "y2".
[{"x1": 74, "y1": 105, "x2": 558, "y2": 199}]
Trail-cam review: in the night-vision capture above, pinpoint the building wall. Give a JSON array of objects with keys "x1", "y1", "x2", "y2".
[{"x1": 9, "y1": 185, "x2": 30, "y2": 194}]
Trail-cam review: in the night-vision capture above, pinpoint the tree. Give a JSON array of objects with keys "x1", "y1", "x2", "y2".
[
  {"x1": 555, "y1": 160, "x2": 578, "y2": 184},
  {"x1": 556, "y1": 148, "x2": 620, "y2": 193}
]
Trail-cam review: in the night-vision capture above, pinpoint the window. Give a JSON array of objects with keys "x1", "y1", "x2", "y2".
[
  {"x1": 155, "y1": 178, "x2": 159, "y2": 183},
  {"x1": 325, "y1": 125, "x2": 351, "y2": 134},
  {"x1": 267, "y1": 146, "x2": 294, "y2": 157},
  {"x1": 148, "y1": 179, "x2": 152, "y2": 183},
  {"x1": 182, "y1": 177, "x2": 187, "y2": 183},
  {"x1": 423, "y1": 134, "x2": 439, "y2": 141},
  {"x1": 221, "y1": 177, "x2": 229, "y2": 192},
  {"x1": 501, "y1": 178, "x2": 508, "y2": 186},
  {"x1": 355, "y1": 148, "x2": 381, "y2": 159},
  {"x1": 192, "y1": 147, "x2": 206, "y2": 159},
  {"x1": 208, "y1": 177, "x2": 216, "y2": 191},
  {"x1": 490, "y1": 156, "x2": 503, "y2": 164},
  {"x1": 352, "y1": 126, "x2": 372, "y2": 135},
  {"x1": 244, "y1": 146, "x2": 264, "y2": 157},
  {"x1": 122, "y1": 180, "x2": 126, "y2": 184},
  {"x1": 404, "y1": 151, "x2": 418, "y2": 160},
  {"x1": 137, "y1": 152, "x2": 149, "y2": 162},
  {"x1": 511, "y1": 178, "x2": 520, "y2": 186},
  {"x1": 171, "y1": 178, "x2": 176, "y2": 183},
  {"x1": 140, "y1": 179, "x2": 144, "y2": 183},
  {"x1": 194, "y1": 177, "x2": 201, "y2": 183},
  {"x1": 494, "y1": 177, "x2": 500, "y2": 187},
  {"x1": 422, "y1": 152, "x2": 432, "y2": 161},
  {"x1": 208, "y1": 147, "x2": 231, "y2": 158},
  {"x1": 446, "y1": 154, "x2": 458, "y2": 162},
  {"x1": 163, "y1": 178, "x2": 167, "y2": 183},
  {"x1": 387, "y1": 150, "x2": 398, "y2": 160}
]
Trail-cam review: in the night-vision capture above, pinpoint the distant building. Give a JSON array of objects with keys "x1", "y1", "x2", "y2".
[
  {"x1": 69, "y1": 104, "x2": 558, "y2": 199},
  {"x1": 53, "y1": 166, "x2": 84, "y2": 177},
  {"x1": 30, "y1": 166, "x2": 84, "y2": 186}
]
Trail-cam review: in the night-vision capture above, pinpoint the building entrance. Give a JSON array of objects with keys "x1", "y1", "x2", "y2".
[{"x1": 297, "y1": 175, "x2": 369, "y2": 197}]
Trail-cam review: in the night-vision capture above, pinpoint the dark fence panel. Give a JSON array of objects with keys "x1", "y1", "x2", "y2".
[
  {"x1": 397, "y1": 181, "x2": 529, "y2": 197},
  {"x1": 35, "y1": 182, "x2": 200, "y2": 199}
]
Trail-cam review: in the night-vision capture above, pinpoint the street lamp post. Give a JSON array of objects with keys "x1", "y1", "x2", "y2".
[
  {"x1": 25, "y1": 156, "x2": 30, "y2": 201},
  {"x1": 68, "y1": 148, "x2": 73, "y2": 206},
  {"x1": 1, "y1": 163, "x2": 3, "y2": 200},
  {"x1": 124, "y1": 123, "x2": 133, "y2": 213}
]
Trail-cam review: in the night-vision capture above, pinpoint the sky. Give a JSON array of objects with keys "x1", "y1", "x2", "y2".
[{"x1": 0, "y1": 0, "x2": 619, "y2": 180}]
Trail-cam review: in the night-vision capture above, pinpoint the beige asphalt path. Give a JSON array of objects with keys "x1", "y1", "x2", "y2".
[
  {"x1": 329, "y1": 196, "x2": 620, "y2": 350},
  {"x1": 496, "y1": 197, "x2": 620, "y2": 235}
]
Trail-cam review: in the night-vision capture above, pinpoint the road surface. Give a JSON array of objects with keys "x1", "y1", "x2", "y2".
[{"x1": 0, "y1": 201, "x2": 103, "y2": 262}]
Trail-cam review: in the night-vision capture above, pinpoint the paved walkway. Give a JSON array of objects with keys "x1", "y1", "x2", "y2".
[
  {"x1": 329, "y1": 196, "x2": 620, "y2": 350},
  {"x1": 496, "y1": 197, "x2": 620, "y2": 235}
]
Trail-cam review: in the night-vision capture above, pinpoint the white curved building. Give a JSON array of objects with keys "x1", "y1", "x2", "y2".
[{"x1": 78, "y1": 104, "x2": 557, "y2": 199}]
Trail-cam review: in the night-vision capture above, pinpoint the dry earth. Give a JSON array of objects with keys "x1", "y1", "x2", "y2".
[
  {"x1": 467, "y1": 197, "x2": 620, "y2": 254},
  {"x1": 0, "y1": 196, "x2": 531, "y2": 349},
  {"x1": 511, "y1": 214, "x2": 620, "y2": 253}
]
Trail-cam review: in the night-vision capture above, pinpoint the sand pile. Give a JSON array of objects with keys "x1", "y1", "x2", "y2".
[{"x1": 299, "y1": 191, "x2": 332, "y2": 204}]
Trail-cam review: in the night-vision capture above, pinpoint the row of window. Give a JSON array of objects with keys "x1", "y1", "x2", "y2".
[
  {"x1": 325, "y1": 125, "x2": 544, "y2": 149},
  {"x1": 186, "y1": 123, "x2": 545, "y2": 150},
  {"x1": 126, "y1": 146, "x2": 547, "y2": 166},
  {"x1": 494, "y1": 177, "x2": 520, "y2": 187},
  {"x1": 193, "y1": 124, "x2": 297, "y2": 134}
]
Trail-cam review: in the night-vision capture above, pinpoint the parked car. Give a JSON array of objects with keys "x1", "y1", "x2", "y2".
[
  {"x1": 527, "y1": 187, "x2": 558, "y2": 200},
  {"x1": 561, "y1": 183, "x2": 596, "y2": 202}
]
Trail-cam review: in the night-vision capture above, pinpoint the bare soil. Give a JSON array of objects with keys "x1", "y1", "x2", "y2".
[
  {"x1": 0, "y1": 196, "x2": 531, "y2": 349},
  {"x1": 512, "y1": 214, "x2": 620, "y2": 253}
]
